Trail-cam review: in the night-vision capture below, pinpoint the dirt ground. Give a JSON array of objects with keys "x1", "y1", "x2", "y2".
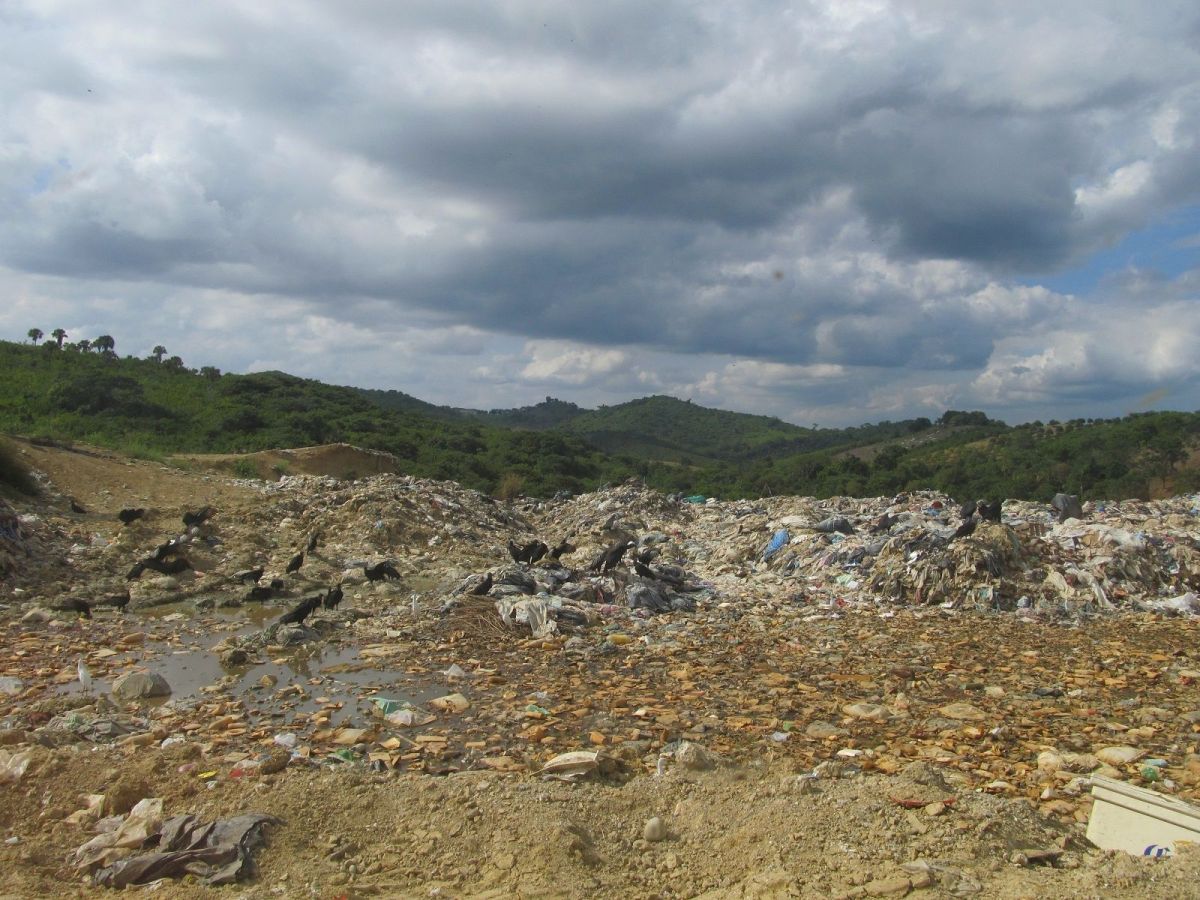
[{"x1": 2, "y1": 440, "x2": 1200, "y2": 898}]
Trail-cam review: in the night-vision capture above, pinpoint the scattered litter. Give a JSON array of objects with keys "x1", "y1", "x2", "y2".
[
  {"x1": 539, "y1": 750, "x2": 601, "y2": 781},
  {"x1": 1087, "y1": 775, "x2": 1200, "y2": 857},
  {"x1": 72, "y1": 798, "x2": 282, "y2": 888},
  {"x1": 0, "y1": 749, "x2": 33, "y2": 784}
]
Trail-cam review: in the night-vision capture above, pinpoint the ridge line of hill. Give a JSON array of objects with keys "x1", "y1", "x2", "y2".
[{"x1": 3, "y1": 338, "x2": 1199, "y2": 502}]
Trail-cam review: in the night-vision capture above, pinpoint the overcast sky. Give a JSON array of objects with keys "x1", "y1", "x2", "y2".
[{"x1": 3, "y1": 1, "x2": 1199, "y2": 427}]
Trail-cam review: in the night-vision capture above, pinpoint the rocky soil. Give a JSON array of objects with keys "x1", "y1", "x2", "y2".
[{"x1": 1, "y1": 438, "x2": 1199, "y2": 898}]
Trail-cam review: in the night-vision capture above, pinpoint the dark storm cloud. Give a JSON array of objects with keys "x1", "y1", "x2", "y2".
[{"x1": 2, "y1": 0, "x2": 1200, "y2": 425}]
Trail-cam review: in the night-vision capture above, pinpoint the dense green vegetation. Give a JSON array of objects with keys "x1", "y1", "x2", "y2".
[
  {"x1": 668, "y1": 413, "x2": 1200, "y2": 502},
  {"x1": 351, "y1": 387, "x2": 463, "y2": 422},
  {"x1": 558, "y1": 396, "x2": 808, "y2": 463},
  {"x1": 0, "y1": 436, "x2": 39, "y2": 496},
  {"x1": 0, "y1": 340, "x2": 631, "y2": 497},
  {"x1": 4, "y1": 336, "x2": 1200, "y2": 502},
  {"x1": 468, "y1": 397, "x2": 585, "y2": 430}
]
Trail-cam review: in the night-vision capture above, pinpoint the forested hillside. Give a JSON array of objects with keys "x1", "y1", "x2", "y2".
[
  {"x1": 4, "y1": 337, "x2": 1200, "y2": 502},
  {"x1": 0, "y1": 341, "x2": 629, "y2": 497}
]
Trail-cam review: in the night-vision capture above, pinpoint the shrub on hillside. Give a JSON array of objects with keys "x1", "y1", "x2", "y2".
[{"x1": 0, "y1": 438, "x2": 39, "y2": 496}]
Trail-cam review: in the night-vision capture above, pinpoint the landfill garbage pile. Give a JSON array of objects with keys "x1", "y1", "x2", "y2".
[
  {"x1": 2, "y1": 447, "x2": 1200, "y2": 897},
  {"x1": 626, "y1": 489, "x2": 1200, "y2": 615}
]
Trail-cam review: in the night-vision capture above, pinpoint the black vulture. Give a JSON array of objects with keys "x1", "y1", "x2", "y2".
[
  {"x1": 101, "y1": 589, "x2": 130, "y2": 612},
  {"x1": 182, "y1": 506, "x2": 216, "y2": 527},
  {"x1": 363, "y1": 561, "x2": 402, "y2": 582},
  {"x1": 70, "y1": 498, "x2": 87, "y2": 514},
  {"x1": 278, "y1": 595, "x2": 322, "y2": 626},
  {"x1": 54, "y1": 598, "x2": 92, "y2": 619},
  {"x1": 634, "y1": 547, "x2": 660, "y2": 566},
  {"x1": 141, "y1": 556, "x2": 192, "y2": 576},
  {"x1": 306, "y1": 531, "x2": 320, "y2": 553},
  {"x1": 246, "y1": 585, "x2": 275, "y2": 602},
  {"x1": 118, "y1": 508, "x2": 145, "y2": 526},
  {"x1": 285, "y1": 552, "x2": 304, "y2": 574},
  {"x1": 323, "y1": 583, "x2": 344, "y2": 610},
  {"x1": 453, "y1": 572, "x2": 491, "y2": 596},
  {"x1": 126, "y1": 561, "x2": 146, "y2": 581},
  {"x1": 870, "y1": 512, "x2": 897, "y2": 534},
  {"x1": 633, "y1": 560, "x2": 657, "y2": 580},
  {"x1": 235, "y1": 566, "x2": 265, "y2": 584},
  {"x1": 507, "y1": 539, "x2": 547, "y2": 564},
  {"x1": 548, "y1": 539, "x2": 575, "y2": 561},
  {"x1": 951, "y1": 518, "x2": 977, "y2": 541},
  {"x1": 152, "y1": 539, "x2": 181, "y2": 561},
  {"x1": 978, "y1": 500, "x2": 1002, "y2": 523},
  {"x1": 958, "y1": 499, "x2": 978, "y2": 520},
  {"x1": 591, "y1": 540, "x2": 635, "y2": 574}
]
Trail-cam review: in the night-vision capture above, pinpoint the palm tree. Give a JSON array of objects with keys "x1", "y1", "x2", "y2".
[
  {"x1": 75, "y1": 339, "x2": 91, "y2": 353},
  {"x1": 51, "y1": 328, "x2": 67, "y2": 348},
  {"x1": 151, "y1": 345, "x2": 167, "y2": 363},
  {"x1": 93, "y1": 334, "x2": 116, "y2": 358},
  {"x1": 27, "y1": 328, "x2": 43, "y2": 345},
  {"x1": 200, "y1": 366, "x2": 221, "y2": 380},
  {"x1": 164, "y1": 355, "x2": 185, "y2": 371}
]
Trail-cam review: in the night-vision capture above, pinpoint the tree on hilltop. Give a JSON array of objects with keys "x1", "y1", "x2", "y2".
[
  {"x1": 93, "y1": 334, "x2": 116, "y2": 357},
  {"x1": 151, "y1": 345, "x2": 167, "y2": 363},
  {"x1": 51, "y1": 328, "x2": 67, "y2": 348},
  {"x1": 74, "y1": 339, "x2": 91, "y2": 353},
  {"x1": 27, "y1": 328, "x2": 43, "y2": 345}
]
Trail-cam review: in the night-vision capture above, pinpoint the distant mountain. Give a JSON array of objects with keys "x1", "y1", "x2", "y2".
[
  {"x1": 464, "y1": 397, "x2": 585, "y2": 430},
  {"x1": 557, "y1": 395, "x2": 810, "y2": 463}
]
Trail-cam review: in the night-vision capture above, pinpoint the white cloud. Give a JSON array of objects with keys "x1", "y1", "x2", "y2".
[
  {"x1": 519, "y1": 341, "x2": 628, "y2": 385},
  {"x1": 1, "y1": 1, "x2": 1199, "y2": 426}
]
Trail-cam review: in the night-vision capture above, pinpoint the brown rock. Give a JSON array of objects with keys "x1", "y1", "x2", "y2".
[
  {"x1": 260, "y1": 750, "x2": 290, "y2": 775},
  {"x1": 864, "y1": 875, "x2": 911, "y2": 896},
  {"x1": 102, "y1": 775, "x2": 150, "y2": 817}
]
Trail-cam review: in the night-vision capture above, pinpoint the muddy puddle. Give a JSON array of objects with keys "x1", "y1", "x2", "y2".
[{"x1": 65, "y1": 600, "x2": 451, "y2": 734}]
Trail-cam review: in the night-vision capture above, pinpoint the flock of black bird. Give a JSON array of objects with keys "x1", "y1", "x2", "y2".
[
  {"x1": 950, "y1": 498, "x2": 1003, "y2": 542},
  {"x1": 61, "y1": 506, "x2": 347, "y2": 627},
  {"x1": 229, "y1": 527, "x2": 346, "y2": 625},
  {"x1": 276, "y1": 583, "x2": 344, "y2": 626},
  {"x1": 60, "y1": 492, "x2": 1007, "y2": 624},
  {"x1": 447, "y1": 532, "x2": 674, "y2": 601}
]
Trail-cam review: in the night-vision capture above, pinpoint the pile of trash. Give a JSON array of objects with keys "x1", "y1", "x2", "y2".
[
  {"x1": 645, "y1": 490, "x2": 1200, "y2": 615},
  {"x1": 18, "y1": 466, "x2": 1200, "y2": 624}
]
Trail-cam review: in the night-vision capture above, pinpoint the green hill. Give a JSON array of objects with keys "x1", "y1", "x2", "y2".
[
  {"x1": 350, "y1": 387, "x2": 462, "y2": 422},
  {"x1": 0, "y1": 340, "x2": 629, "y2": 497},
  {"x1": 465, "y1": 397, "x2": 585, "y2": 430},
  {"x1": 5, "y1": 337, "x2": 1199, "y2": 502},
  {"x1": 556, "y1": 395, "x2": 806, "y2": 463},
  {"x1": 681, "y1": 412, "x2": 1200, "y2": 502}
]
